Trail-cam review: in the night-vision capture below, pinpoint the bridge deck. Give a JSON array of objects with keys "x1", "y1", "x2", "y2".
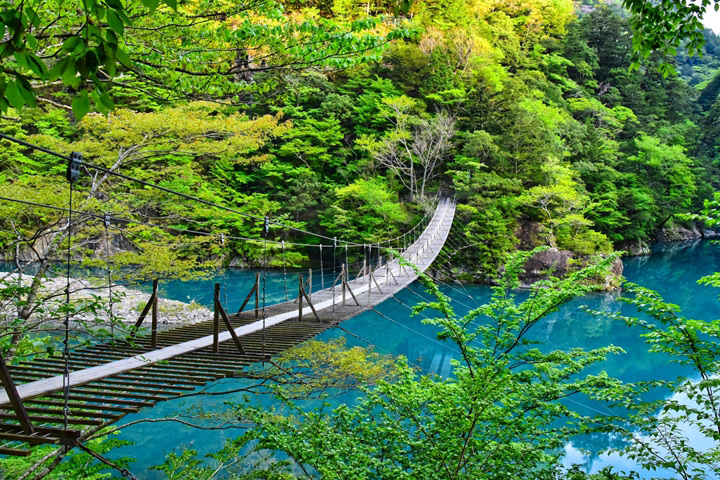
[{"x1": 0, "y1": 199, "x2": 455, "y2": 454}]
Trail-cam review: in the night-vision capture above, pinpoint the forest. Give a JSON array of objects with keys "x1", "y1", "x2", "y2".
[{"x1": 1, "y1": 0, "x2": 720, "y2": 478}]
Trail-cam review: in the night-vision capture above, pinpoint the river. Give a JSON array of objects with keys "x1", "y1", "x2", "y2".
[{"x1": 92, "y1": 240, "x2": 720, "y2": 477}]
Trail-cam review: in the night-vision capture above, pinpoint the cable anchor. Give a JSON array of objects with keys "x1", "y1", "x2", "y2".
[{"x1": 66, "y1": 152, "x2": 82, "y2": 184}]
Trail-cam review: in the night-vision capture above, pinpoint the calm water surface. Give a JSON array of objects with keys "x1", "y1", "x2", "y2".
[{"x1": 102, "y1": 240, "x2": 720, "y2": 478}]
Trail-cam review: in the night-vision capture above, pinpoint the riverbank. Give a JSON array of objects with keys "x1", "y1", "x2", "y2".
[{"x1": 0, "y1": 273, "x2": 212, "y2": 330}]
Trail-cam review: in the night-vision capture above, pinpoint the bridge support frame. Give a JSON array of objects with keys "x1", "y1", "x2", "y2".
[
  {"x1": 237, "y1": 273, "x2": 260, "y2": 319},
  {"x1": 298, "y1": 274, "x2": 321, "y2": 322},
  {"x1": 341, "y1": 266, "x2": 360, "y2": 306},
  {"x1": 0, "y1": 353, "x2": 34, "y2": 437},
  {"x1": 130, "y1": 280, "x2": 158, "y2": 347},
  {"x1": 214, "y1": 283, "x2": 247, "y2": 355}
]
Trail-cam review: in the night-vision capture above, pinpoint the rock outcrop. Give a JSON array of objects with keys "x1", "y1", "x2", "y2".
[{"x1": 519, "y1": 247, "x2": 623, "y2": 290}]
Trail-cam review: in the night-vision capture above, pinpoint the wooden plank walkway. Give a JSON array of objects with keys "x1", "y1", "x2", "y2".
[{"x1": 0, "y1": 198, "x2": 455, "y2": 454}]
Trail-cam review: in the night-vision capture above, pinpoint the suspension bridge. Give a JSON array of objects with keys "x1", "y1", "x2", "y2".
[{"x1": 0, "y1": 134, "x2": 458, "y2": 461}]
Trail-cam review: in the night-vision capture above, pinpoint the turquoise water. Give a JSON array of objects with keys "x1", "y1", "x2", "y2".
[{"x1": 94, "y1": 240, "x2": 720, "y2": 476}]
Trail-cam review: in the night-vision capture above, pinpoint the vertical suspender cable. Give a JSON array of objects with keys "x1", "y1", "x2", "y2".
[
  {"x1": 332, "y1": 237, "x2": 337, "y2": 319},
  {"x1": 63, "y1": 152, "x2": 81, "y2": 432},
  {"x1": 103, "y1": 214, "x2": 114, "y2": 338},
  {"x1": 262, "y1": 216, "x2": 269, "y2": 357},
  {"x1": 63, "y1": 181, "x2": 72, "y2": 431},
  {"x1": 319, "y1": 244, "x2": 324, "y2": 290},
  {"x1": 220, "y1": 234, "x2": 228, "y2": 307}
]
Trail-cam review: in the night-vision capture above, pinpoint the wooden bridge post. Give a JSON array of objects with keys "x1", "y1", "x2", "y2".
[
  {"x1": 254, "y1": 273, "x2": 259, "y2": 319},
  {"x1": 151, "y1": 279, "x2": 158, "y2": 348},
  {"x1": 213, "y1": 283, "x2": 220, "y2": 353},
  {"x1": 214, "y1": 283, "x2": 247, "y2": 355},
  {"x1": 0, "y1": 353, "x2": 34, "y2": 436},
  {"x1": 367, "y1": 271, "x2": 371, "y2": 306},
  {"x1": 298, "y1": 274, "x2": 304, "y2": 322},
  {"x1": 342, "y1": 264, "x2": 346, "y2": 305},
  {"x1": 129, "y1": 280, "x2": 159, "y2": 338},
  {"x1": 237, "y1": 275, "x2": 260, "y2": 316}
]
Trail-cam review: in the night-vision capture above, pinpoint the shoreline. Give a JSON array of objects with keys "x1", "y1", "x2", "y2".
[{"x1": 0, "y1": 272, "x2": 213, "y2": 331}]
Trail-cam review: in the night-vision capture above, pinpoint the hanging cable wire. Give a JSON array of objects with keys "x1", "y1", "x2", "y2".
[
  {"x1": 0, "y1": 133, "x2": 366, "y2": 245},
  {"x1": 262, "y1": 217, "x2": 269, "y2": 358},
  {"x1": 62, "y1": 156, "x2": 80, "y2": 431},
  {"x1": 0, "y1": 133, "x2": 444, "y2": 252},
  {"x1": 332, "y1": 237, "x2": 337, "y2": 320},
  {"x1": 103, "y1": 214, "x2": 115, "y2": 338},
  {"x1": 344, "y1": 244, "x2": 349, "y2": 281},
  {"x1": 319, "y1": 244, "x2": 324, "y2": 290}
]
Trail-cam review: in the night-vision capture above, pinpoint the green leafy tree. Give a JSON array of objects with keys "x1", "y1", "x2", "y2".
[
  {"x1": 626, "y1": 135, "x2": 697, "y2": 230},
  {"x1": 233, "y1": 251, "x2": 622, "y2": 478},
  {"x1": 0, "y1": 0, "x2": 412, "y2": 117},
  {"x1": 622, "y1": 0, "x2": 720, "y2": 74}
]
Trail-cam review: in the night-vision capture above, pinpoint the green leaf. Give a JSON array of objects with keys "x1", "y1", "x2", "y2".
[
  {"x1": 115, "y1": 47, "x2": 133, "y2": 68},
  {"x1": 91, "y1": 89, "x2": 107, "y2": 114},
  {"x1": 103, "y1": 47, "x2": 117, "y2": 77},
  {"x1": 163, "y1": 0, "x2": 177, "y2": 9},
  {"x1": 84, "y1": 50, "x2": 99, "y2": 72},
  {"x1": 48, "y1": 58, "x2": 67, "y2": 81},
  {"x1": 12, "y1": 51, "x2": 28, "y2": 69},
  {"x1": 25, "y1": 52, "x2": 48, "y2": 79},
  {"x1": 17, "y1": 78, "x2": 35, "y2": 107},
  {"x1": 105, "y1": 0, "x2": 124, "y2": 9},
  {"x1": 98, "y1": 90, "x2": 115, "y2": 111},
  {"x1": 106, "y1": 9, "x2": 124, "y2": 36},
  {"x1": 62, "y1": 36, "x2": 83, "y2": 53},
  {"x1": 71, "y1": 91, "x2": 90, "y2": 119},
  {"x1": 4, "y1": 80, "x2": 24, "y2": 109},
  {"x1": 141, "y1": 0, "x2": 160, "y2": 10},
  {"x1": 60, "y1": 57, "x2": 78, "y2": 85}
]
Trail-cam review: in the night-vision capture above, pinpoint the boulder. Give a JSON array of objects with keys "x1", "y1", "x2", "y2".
[
  {"x1": 519, "y1": 248, "x2": 623, "y2": 290},
  {"x1": 658, "y1": 225, "x2": 702, "y2": 243},
  {"x1": 616, "y1": 239, "x2": 651, "y2": 257},
  {"x1": 515, "y1": 221, "x2": 544, "y2": 250},
  {"x1": 519, "y1": 248, "x2": 574, "y2": 287}
]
